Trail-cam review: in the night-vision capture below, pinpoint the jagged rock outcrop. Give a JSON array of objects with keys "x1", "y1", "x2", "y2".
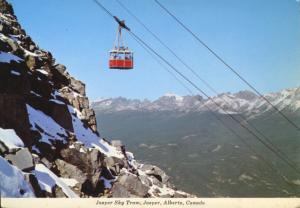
[{"x1": 0, "y1": 0, "x2": 192, "y2": 198}]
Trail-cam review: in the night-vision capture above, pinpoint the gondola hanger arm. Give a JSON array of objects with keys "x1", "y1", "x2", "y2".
[{"x1": 113, "y1": 16, "x2": 130, "y2": 31}]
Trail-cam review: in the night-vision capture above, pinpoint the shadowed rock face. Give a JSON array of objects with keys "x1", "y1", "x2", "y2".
[{"x1": 0, "y1": 94, "x2": 32, "y2": 146}]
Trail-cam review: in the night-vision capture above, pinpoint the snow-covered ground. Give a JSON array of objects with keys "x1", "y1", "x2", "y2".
[
  {"x1": 26, "y1": 104, "x2": 68, "y2": 145},
  {"x1": 59, "y1": 178, "x2": 78, "y2": 188},
  {"x1": 26, "y1": 101, "x2": 123, "y2": 159},
  {"x1": 68, "y1": 105, "x2": 123, "y2": 158},
  {"x1": 33, "y1": 164, "x2": 78, "y2": 198},
  {"x1": 0, "y1": 156, "x2": 35, "y2": 197},
  {"x1": 0, "y1": 128, "x2": 24, "y2": 149}
]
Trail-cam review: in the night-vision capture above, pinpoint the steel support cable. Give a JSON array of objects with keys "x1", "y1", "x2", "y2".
[
  {"x1": 114, "y1": 0, "x2": 297, "y2": 169},
  {"x1": 93, "y1": 0, "x2": 114, "y2": 17},
  {"x1": 128, "y1": 31, "x2": 300, "y2": 176},
  {"x1": 131, "y1": 33, "x2": 194, "y2": 94},
  {"x1": 120, "y1": 37, "x2": 300, "y2": 190},
  {"x1": 154, "y1": 0, "x2": 300, "y2": 132},
  {"x1": 115, "y1": 0, "x2": 215, "y2": 91},
  {"x1": 92, "y1": 0, "x2": 300, "y2": 176},
  {"x1": 132, "y1": 36, "x2": 294, "y2": 185}
]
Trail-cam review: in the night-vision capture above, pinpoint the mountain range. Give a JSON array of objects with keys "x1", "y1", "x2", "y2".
[
  {"x1": 92, "y1": 88, "x2": 300, "y2": 197},
  {"x1": 92, "y1": 88, "x2": 300, "y2": 116}
]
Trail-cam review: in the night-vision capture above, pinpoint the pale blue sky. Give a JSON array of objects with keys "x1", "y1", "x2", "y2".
[{"x1": 9, "y1": 0, "x2": 300, "y2": 100}]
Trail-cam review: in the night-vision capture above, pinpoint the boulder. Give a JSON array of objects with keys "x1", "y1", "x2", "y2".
[
  {"x1": 55, "y1": 159, "x2": 87, "y2": 184},
  {"x1": 5, "y1": 147, "x2": 34, "y2": 171},
  {"x1": 141, "y1": 164, "x2": 170, "y2": 183},
  {"x1": 117, "y1": 173, "x2": 149, "y2": 197},
  {"x1": 56, "y1": 148, "x2": 104, "y2": 197},
  {"x1": 110, "y1": 182, "x2": 131, "y2": 197},
  {"x1": 60, "y1": 148, "x2": 103, "y2": 174},
  {"x1": 104, "y1": 156, "x2": 126, "y2": 175},
  {"x1": 110, "y1": 182, "x2": 139, "y2": 198}
]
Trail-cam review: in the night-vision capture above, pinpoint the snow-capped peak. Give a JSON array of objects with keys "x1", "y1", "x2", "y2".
[
  {"x1": 163, "y1": 92, "x2": 184, "y2": 102},
  {"x1": 94, "y1": 97, "x2": 111, "y2": 103}
]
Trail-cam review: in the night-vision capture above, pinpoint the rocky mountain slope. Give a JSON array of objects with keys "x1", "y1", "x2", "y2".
[
  {"x1": 0, "y1": 0, "x2": 191, "y2": 198},
  {"x1": 92, "y1": 88, "x2": 300, "y2": 116}
]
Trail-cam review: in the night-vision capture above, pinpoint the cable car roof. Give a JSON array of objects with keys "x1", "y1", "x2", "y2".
[{"x1": 109, "y1": 49, "x2": 133, "y2": 53}]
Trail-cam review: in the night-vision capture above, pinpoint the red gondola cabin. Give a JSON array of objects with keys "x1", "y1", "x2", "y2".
[
  {"x1": 109, "y1": 22, "x2": 134, "y2": 70},
  {"x1": 109, "y1": 47, "x2": 133, "y2": 69}
]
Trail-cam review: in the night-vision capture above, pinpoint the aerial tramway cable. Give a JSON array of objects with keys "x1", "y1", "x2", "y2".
[
  {"x1": 131, "y1": 34, "x2": 194, "y2": 95},
  {"x1": 114, "y1": 0, "x2": 298, "y2": 171},
  {"x1": 154, "y1": 0, "x2": 300, "y2": 132},
  {"x1": 130, "y1": 35, "x2": 296, "y2": 186},
  {"x1": 129, "y1": 30, "x2": 300, "y2": 176},
  {"x1": 91, "y1": 0, "x2": 300, "y2": 177}
]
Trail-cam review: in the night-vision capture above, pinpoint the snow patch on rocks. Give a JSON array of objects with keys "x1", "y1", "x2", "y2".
[
  {"x1": 0, "y1": 156, "x2": 35, "y2": 197},
  {"x1": 0, "y1": 128, "x2": 24, "y2": 149}
]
